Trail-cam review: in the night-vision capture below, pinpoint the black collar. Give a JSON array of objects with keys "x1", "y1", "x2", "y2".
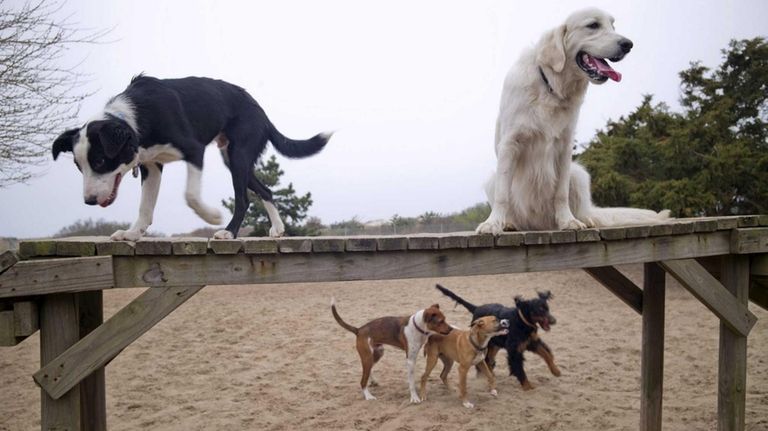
[
  {"x1": 538, "y1": 66, "x2": 553, "y2": 93},
  {"x1": 469, "y1": 333, "x2": 486, "y2": 353},
  {"x1": 411, "y1": 315, "x2": 429, "y2": 336}
]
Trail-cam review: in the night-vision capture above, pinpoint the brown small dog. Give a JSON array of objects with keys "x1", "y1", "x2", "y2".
[
  {"x1": 420, "y1": 316, "x2": 509, "y2": 408},
  {"x1": 331, "y1": 298, "x2": 453, "y2": 402}
]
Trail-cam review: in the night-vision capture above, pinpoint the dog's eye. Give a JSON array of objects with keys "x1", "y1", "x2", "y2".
[
  {"x1": 587, "y1": 22, "x2": 600, "y2": 30},
  {"x1": 92, "y1": 157, "x2": 106, "y2": 169}
]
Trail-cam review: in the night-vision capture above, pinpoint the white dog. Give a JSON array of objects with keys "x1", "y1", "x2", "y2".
[{"x1": 477, "y1": 8, "x2": 670, "y2": 234}]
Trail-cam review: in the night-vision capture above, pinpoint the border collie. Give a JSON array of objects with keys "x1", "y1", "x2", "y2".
[{"x1": 52, "y1": 75, "x2": 331, "y2": 240}]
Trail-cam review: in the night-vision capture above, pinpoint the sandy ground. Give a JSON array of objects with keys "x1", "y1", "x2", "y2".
[{"x1": 1, "y1": 265, "x2": 767, "y2": 431}]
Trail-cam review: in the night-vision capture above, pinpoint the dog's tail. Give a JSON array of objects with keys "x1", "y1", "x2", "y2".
[
  {"x1": 586, "y1": 207, "x2": 672, "y2": 227},
  {"x1": 268, "y1": 122, "x2": 332, "y2": 159},
  {"x1": 330, "y1": 297, "x2": 358, "y2": 335},
  {"x1": 435, "y1": 284, "x2": 477, "y2": 314}
]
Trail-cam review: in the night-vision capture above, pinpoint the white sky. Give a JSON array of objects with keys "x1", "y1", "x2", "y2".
[{"x1": 1, "y1": 0, "x2": 766, "y2": 238}]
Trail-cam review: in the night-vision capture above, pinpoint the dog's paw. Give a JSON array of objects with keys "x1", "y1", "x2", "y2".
[
  {"x1": 558, "y1": 217, "x2": 587, "y2": 230},
  {"x1": 521, "y1": 380, "x2": 535, "y2": 391},
  {"x1": 551, "y1": 367, "x2": 562, "y2": 377},
  {"x1": 410, "y1": 394, "x2": 423, "y2": 404},
  {"x1": 110, "y1": 229, "x2": 142, "y2": 241},
  {"x1": 363, "y1": 389, "x2": 377, "y2": 401},
  {"x1": 269, "y1": 224, "x2": 285, "y2": 238},
  {"x1": 490, "y1": 389, "x2": 498, "y2": 397},
  {"x1": 462, "y1": 401, "x2": 475, "y2": 409},
  {"x1": 212, "y1": 229, "x2": 234, "y2": 240},
  {"x1": 476, "y1": 218, "x2": 503, "y2": 235}
]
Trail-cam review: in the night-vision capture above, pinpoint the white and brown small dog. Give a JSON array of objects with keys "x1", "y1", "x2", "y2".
[
  {"x1": 420, "y1": 315, "x2": 509, "y2": 408},
  {"x1": 331, "y1": 298, "x2": 453, "y2": 403}
]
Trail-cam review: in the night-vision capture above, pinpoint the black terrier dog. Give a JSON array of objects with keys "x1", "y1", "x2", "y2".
[{"x1": 435, "y1": 284, "x2": 560, "y2": 390}]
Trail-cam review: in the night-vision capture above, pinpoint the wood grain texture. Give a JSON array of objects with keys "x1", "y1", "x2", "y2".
[
  {"x1": 0, "y1": 250, "x2": 18, "y2": 274},
  {"x1": 13, "y1": 301, "x2": 38, "y2": 337},
  {"x1": 730, "y1": 228, "x2": 768, "y2": 254},
  {"x1": 0, "y1": 256, "x2": 113, "y2": 299},
  {"x1": 640, "y1": 262, "x2": 665, "y2": 431},
  {"x1": 34, "y1": 285, "x2": 204, "y2": 400},
  {"x1": 583, "y1": 267, "x2": 642, "y2": 314},
  {"x1": 78, "y1": 291, "x2": 106, "y2": 431}
]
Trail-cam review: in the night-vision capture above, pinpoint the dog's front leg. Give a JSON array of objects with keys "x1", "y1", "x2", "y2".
[
  {"x1": 476, "y1": 144, "x2": 515, "y2": 235},
  {"x1": 407, "y1": 341, "x2": 424, "y2": 403},
  {"x1": 111, "y1": 163, "x2": 162, "y2": 241},
  {"x1": 184, "y1": 163, "x2": 224, "y2": 230},
  {"x1": 554, "y1": 136, "x2": 586, "y2": 230}
]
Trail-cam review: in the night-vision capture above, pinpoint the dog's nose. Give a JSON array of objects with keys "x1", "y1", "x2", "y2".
[
  {"x1": 549, "y1": 315, "x2": 557, "y2": 325},
  {"x1": 84, "y1": 196, "x2": 98, "y2": 205},
  {"x1": 500, "y1": 319, "x2": 509, "y2": 328},
  {"x1": 619, "y1": 38, "x2": 633, "y2": 54}
]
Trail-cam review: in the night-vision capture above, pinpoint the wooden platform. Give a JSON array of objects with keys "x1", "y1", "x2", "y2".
[{"x1": 1, "y1": 215, "x2": 767, "y2": 431}]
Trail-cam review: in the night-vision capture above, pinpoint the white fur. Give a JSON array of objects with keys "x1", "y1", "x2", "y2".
[
  {"x1": 73, "y1": 128, "x2": 135, "y2": 206},
  {"x1": 403, "y1": 309, "x2": 439, "y2": 404},
  {"x1": 104, "y1": 95, "x2": 139, "y2": 134},
  {"x1": 111, "y1": 163, "x2": 162, "y2": 241},
  {"x1": 477, "y1": 8, "x2": 670, "y2": 235},
  {"x1": 264, "y1": 201, "x2": 286, "y2": 237},
  {"x1": 185, "y1": 164, "x2": 223, "y2": 225}
]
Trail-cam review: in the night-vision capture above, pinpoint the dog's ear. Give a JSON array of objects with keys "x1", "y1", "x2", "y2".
[
  {"x1": 98, "y1": 121, "x2": 136, "y2": 158},
  {"x1": 514, "y1": 295, "x2": 524, "y2": 307},
  {"x1": 52, "y1": 128, "x2": 80, "y2": 160},
  {"x1": 471, "y1": 318, "x2": 486, "y2": 328},
  {"x1": 538, "y1": 290, "x2": 553, "y2": 301},
  {"x1": 430, "y1": 303, "x2": 440, "y2": 310},
  {"x1": 537, "y1": 24, "x2": 567, "y2": 73}
]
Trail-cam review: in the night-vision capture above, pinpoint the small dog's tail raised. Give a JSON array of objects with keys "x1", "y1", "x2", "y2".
[
  {"x1": 330, "y1": 297, "x2": 358, "y2": 335},
  {"x1": 435, "y1": 284, "x2": 477, "y2": 314},
  {"x1": 268, "y1": 122, "x2": 331, "y2": 159}
]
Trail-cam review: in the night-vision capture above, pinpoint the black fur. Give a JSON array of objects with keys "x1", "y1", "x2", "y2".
[
  {"x1": 52, "y1": 75, "x2": 329, "y2": 237},
  {"x1": 435, "y1": 284, "x2": 559, "y2": 388}
]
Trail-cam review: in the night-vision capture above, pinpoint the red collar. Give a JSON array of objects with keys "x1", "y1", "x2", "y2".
[{"x1": 411, "y1": 315, "x2": 429, "y2": 336}]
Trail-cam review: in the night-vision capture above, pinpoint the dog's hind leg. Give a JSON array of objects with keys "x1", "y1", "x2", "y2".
[
  {"x1": 247, "y1": 175, "x2": 285, "y2": 237},
  {"x1": 356, "y1": 337, "x2": 377, "y2": 400},
  {"x1": 507, "y1": 343, "x2": 533, "y2": 390},
  {"x1": 368, "y1": 344, "x2": 384, "y2": 387}
]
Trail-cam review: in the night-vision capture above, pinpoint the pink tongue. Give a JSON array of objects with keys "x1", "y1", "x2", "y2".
[{"x1": 593, "y1": 58, "x2": 622, "y2": 82}]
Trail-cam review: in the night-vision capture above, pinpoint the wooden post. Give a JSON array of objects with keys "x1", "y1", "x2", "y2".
[
  {"x1": 40, "y1": 294, "x2": 81, "y2": 431},
  {"x1": 718, "y1": 255, "x2": 749, "y2": 431},
  {"x1": 640, "y1": 262, "x2": 665, "y2": 431},
  {"x1": 78, "y1": 291, "x2": 106, "y2": 431}
]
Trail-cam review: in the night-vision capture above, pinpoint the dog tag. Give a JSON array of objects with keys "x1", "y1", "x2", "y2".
[{"x1": 132, "y1": 165, "x2": 139, "y2": 178}]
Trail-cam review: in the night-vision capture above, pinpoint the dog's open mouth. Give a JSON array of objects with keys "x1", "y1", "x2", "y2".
[
  {"x1": 576, "y1": 51, "x2": 622, "y2": 82},
  {"x1": 99, "y1": 173, "x2": 122, "y2": 207},
  {"x1": 539, "y1": 319, "x2": 552, "y2": 332}
]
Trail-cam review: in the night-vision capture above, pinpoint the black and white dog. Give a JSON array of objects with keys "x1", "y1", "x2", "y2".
[{"x1": 52, "y1": 75, "x2": 330, "y2": 240}]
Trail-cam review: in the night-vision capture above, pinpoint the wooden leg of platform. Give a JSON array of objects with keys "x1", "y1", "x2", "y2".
[
  {"x1": 640, "y1": 262, "x2": 665, "y2": 431},
  {"x1": 40, "y1": 293, "x2": 81, "y2": 431},
  {"x1": 718, "y1": 255, "x2": 749, "y2": 431},
  {"x1": 78, "y1": 291, "x2": 106, "y2": 431}
]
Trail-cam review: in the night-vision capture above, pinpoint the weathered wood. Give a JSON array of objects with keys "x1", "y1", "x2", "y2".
[
  {"x1": 408, "y1": 235, "x2": 439, "y2": 250},
  {"x1": 134, "y1": 238, "x2": 173, "y2": 255},
  {"x1": 496, "y1": 232, "x2": 524, "y2": 247},
  {"x1": 599, "y1": 227, "x2": 626, "y2": 241},
  {"x1": 242, "y1": 238, "x2": 278, "y2": 254},
  {"x1": 0, "y1": 310, "x2": 15, "y2": 346},
  {"x1": 524, "y1": 231, "x2": 551, "y2": 245},
  {"x1": 34, "y1": 285, "x2": 204, "y2": 400},
  {"x1": 737, "y1": 215, "x2": 759, "y2": 227},
  {"x1": 730, "y1": 228, "x2": 768, "y2": 254},
  {"x1": 576, "y1": 229, "x2": 601, "y2": 242},
  {"x1": 95, "y1": 240, "x2": 135, "y2": 256},
  {"x1": 694, "y1": 219, "x2": 718, "y2": 233},
  {"x1": 312, "y1": 237, "x2": 345, "y2": 253},
  {"x1": 13, "y1": 301, "x2": 38, "y2": 337},
  {"x1": 40, "y1": 293, "x2": 81, "y2": 430},
  {"x1": 78, "y1": 291, "x2": 106, "y2": 431},
  {"x1": 551, "y1": 230, "x2": 577, "y2": 244},
  {"x1": 18, "y1": 239, "x2": 58, "y2": 259},
  {"x1": 716, "y1": 217, "x2": 740, "y2": 230},
  {"x1": 660, "y1": 259, "x2": 756, "y2": 336},
  {"x1": 57, "y1": 238, "x2": 98, "y2": 257},
  {"x1": 345, "y1": 237, "x2": 377, "y2": 252},
  {"x1": 751, "y1": 255, "x2": 768, "y2": 310},
  {"x1": 112, "y1": 232, "x2": 732, "y2": 288},
  {"x1": 625, "y1": 225, "x2": 652, "y2": 239},
  {"x1": 170, "y1": 238, "x2": 209, "y2": 255},
  {"x1": 208, "y1": 239, "x2": 243, "y2": 254},
  {"x1": 583, "y1": 267, "x2": 642, "y2": 314},
  {"x1": 278, "y1": 238, "x2": 312, "y2": 253},
  {"x1": 649, "y1": 223, "x2": 675, "y2": 237},
  {"x1": 640, "y1": 262, "x2": 665, "y2": 431},
  {"x1": 376, "y1": 236, "x2": 407, "y2": 251},
  {"x1": 1, "y1": 250, "x2": 18, "y2": 274},
  {"x1": 437, "y1": 234, "x2": 468, "y2": 249},
  {"x1": 718, "y1": 255, "x2": 749, "y2": 431},
  {"x1": 0, "y1": 256, "x2": 113, "y2": 299}
]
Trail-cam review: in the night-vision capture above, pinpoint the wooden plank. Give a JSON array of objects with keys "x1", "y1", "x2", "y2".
[
  {"x1": 96, "y1": 240, "x2": 135, "y2": 256},
  {"x1": 345, "y1": 237, "x2": 377, "y2": 252},
  {"x1": 759, "y1": 215, "x2": 768, "y2": 226},
  {"x1": 171, "y1": 238, "x2": 209, "y2": 255},
  {"x1": 730, "y1": 228, "x2": 768, "y2": 254},
  {"x1": 551, "y1": 230, "x2": 577, "y2": 244},
  {"x1": 0, "y1": 310, "x2": 15, "y2": 346},
  {"x1": 599, "y1": 227, "x2": 626, "y2": 241},
  {"x1": 242, "y1": 238, "x2": 278, "y2": 254},
  {"x1": 135, "y1": 238, "x2": 173, "y2": 255},
  {"x1": 716, "y1": 217, "x2": 740, "y2": 230},
  {"x1": 13, "y1": 301, "x2": 38, "y2": 337},
  {"x1": 112, "y1": 232, "x2": 732, "y2": 288},
  {"x1": 625, "y1": 225, "x2": 652, "y2": 239},
  {"x1": 670, "y1": 222, "x2": 695, "y2": 235},
  {"x1": 660, "y1": 259, "x2": 757, "y2": 336},
  {"x1": 18, "y1": 239, "x2": 58, "y2": 258},
  {"x1": 718, "y1": 255, "x2": 749, "y2": 431},
  {"x1": 496, "y1": 232, "x2": 524, "y2": 247},
  {"x1": 737, "y1": 215, "x2": 759, "y2": 227},
  {"x1": 640, "y1": 262, "x2": 665, "y2": 431},
  {"x1": 40, "y1": 293, "x2": 81, "y2": 430},
  {"x1": 437, "y1": 234, "x2": 468, "y2": 250},
  {"x1": 0, "y1": 256, "x2": 114, "y2": 299},
  {"x1": 57, "y1": 237, "x2": 98, "y2": 257},
  {"x1": 693, "y1": 219, "x2": 718, "y2": 233},
  {"x1": 583, "y1": 267, "x2": 642, "y2": 314},
  {"x1": 34, "y1": 285, "x2": 204, "y2": 400},
  {"x1": 312, "y1": 237, "x2": 345, "y2": 253},
  {"x1": 408, "y1": 235, "x2": 439, "y2": 250},
  {"x1": 208, "y1": 239, "x2": 243, "y2": 254},
  {"x1": 278, "y1": 238, "x2": 312, "y2": 253},
  {"x1": 1, "y1": 250, "x2": 18, "y2": 274},
  {"x1": 576, "y1": 229, "x2": 601, "y2": 242},
  {"x1": 376, "y1": 236, "x2": 407, "y2": 251},
  {"x1": 467, "y1": 234, "x2": 494, "y2": 248},
  {"x1": 649, "y1": 224, "x2": 674, "y2": 237},
  {"x1": 524, "y1": 231, "x2": 551, "y2": 245},
  {"x1": 78, "y1": 291, "x2": 106, "y2": 431}
]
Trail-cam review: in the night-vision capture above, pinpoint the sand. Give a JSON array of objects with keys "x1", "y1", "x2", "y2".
[{"x1": 1, "y1": 265, "x2": 767, "y2": 430}]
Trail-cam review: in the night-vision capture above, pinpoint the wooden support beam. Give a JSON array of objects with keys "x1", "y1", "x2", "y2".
[
  {"x1": 583, "y1": 266, "x2": 643, "y2": 314},
  {"x1": 660, "y1": 259, "x2": 757, "y2": 336},
  {"x1": 34, "y1": 285, "x2": 204, "y2": 400},
  {"x1": 750, "y1": 254, "x2": 768, "y2": 310},
  {"x1": 0, "y1": 250, "x2": 18, "y2": 274},
  {"x1": 0, "y1": 310, "x2": 14, "y2": 346},
  {"x1": 78, "y1": 291, "x2": 106, "y2": 431},
  {"x1": 13, "y1": 301, "x2": 38, "y2": 336},
  {"x1": 640, "y1": 262, "x2": 665, "y2": 431},
  {"x1": 0, "y1": 256, "x2": 113, "y2": 299},
  {"x1": 40, "y1": 294, "x2": 81, "y2": 431},
  {"x1": 718, "y1": 255, "x2": 749, "y2": 431}
]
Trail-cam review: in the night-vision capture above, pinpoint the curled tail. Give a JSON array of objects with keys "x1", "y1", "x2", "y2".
[
  {"x1": 269, "y1": 122, "x2": 331, "y2": 159},
  {"x1": 330, "y1": 297, "x2": 358, "y2": 335},
  {"x1": 587, "y1": 207, "x2": 672, "y2": 227},
  {"x1": 435, "y1": 284, "x2": 477, "y2": 314}
]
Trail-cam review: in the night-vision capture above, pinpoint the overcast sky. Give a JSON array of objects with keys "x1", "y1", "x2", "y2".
[{"x1": 1, "y1": 0, "x2": 766, "y2": 238}]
